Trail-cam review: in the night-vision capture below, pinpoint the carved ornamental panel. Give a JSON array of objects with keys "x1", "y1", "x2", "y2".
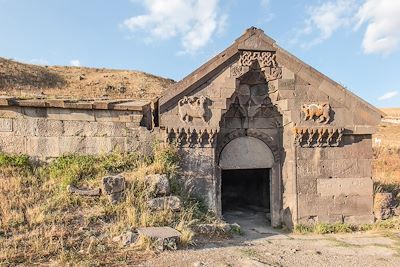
[
  {"x1": 164, "y1": 127, "x2": 219, "y2": 147},
  {"x1": 294, "y1": 127, "x2": 344, "y2": 147},
  {"x1": 231, "y1": 51, "x2": 282, "y2": 81}
]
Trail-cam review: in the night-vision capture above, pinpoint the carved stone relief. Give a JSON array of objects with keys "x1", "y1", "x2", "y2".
[
  {"x1": 164, "y1": 127, "x2": 218, "y2": 147},
  {"x1": 226, "y1": 83, "x2": 279, "y2": 122},
  {"x1": 301, "y1": 103, "x2": 331, "y2": 124},
  {"x1": 231, "y1": 51, "x2": 282, "y2": 81},
  {"x1": 178, "y1": 95, "x2": 208, "y2": 124},
  {"x1": 294, "y1": 127, "x2": 344, "y2": 147}
]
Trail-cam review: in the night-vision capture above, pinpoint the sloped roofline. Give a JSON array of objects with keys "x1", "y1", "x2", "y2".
[{"x1": 160, "y1": 27, "x2": 384, "y2": 118}]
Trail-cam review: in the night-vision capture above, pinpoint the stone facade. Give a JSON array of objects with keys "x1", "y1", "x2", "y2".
[
  {"x1": 158, "y1": 27, "x2": 382, "y2": 228},
  {"x1": 0, "y1": 27, "x2": 383, "y2": 228},
  {"x1": 0, "y1": 98, "x2": 155, "y2": 159}
]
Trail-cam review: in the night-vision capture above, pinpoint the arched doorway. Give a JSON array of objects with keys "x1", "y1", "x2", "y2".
[{"x1": 219, "y1": 136, "x2": 275, "y2": 222}]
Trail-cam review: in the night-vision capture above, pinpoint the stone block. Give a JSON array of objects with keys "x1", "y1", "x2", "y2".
[
  {"x1": 317, "y1": 178, "x2": 373, "y2": 196},
  {"x1": 47, "y1": 108, "x2": 95, "y2": 121},
  {"x1": 147, "y1": 196, "x2": 182, "y2": 211},
  {"x1": 0, "y1": 106, "x2": 23, "y2": 119},
  {"x1": 0, "y1": 134, "x2": 26, "y2": 154},
  {"x1": 26, "y1": 137, "x2": 60, "y2": 157},
  {"x1": 297, "y1": 158, "x2": 371, "y2": 179},
  {"x1": 343, "y1": 215, "x2": 374, "y2": 224},
  {"x1": 277, "y1": 90, "x2": 295, "y2": 100},
  {"x1": 35, "y1": 119, "x2": 64, "y2": 136},
  {"x1": 23, "y1": 107, "x2": 47, "y2": 117},
  {"x1": 334, "y1": 195, "x2": 373, "y2": 216},
  {"x1": 95, "y1": 110, "x2": 142, "y2": 123},
  {"x1": 318, "y1": 80, "x2": 345, "y2": 105},
  {"x1": 12, "y1": 118, "x2": 37, "y2": 136},
  {"x1": 103, "y1": 174, "x2": 126, "y2": 203},
  {"x1": 146, "y1": 174, "x2": 171, "y2": 197},
  {"x1": 281, "y1": 67, "x2": 295, "y2": 80},
  {"x1": 0, "y1": 118, "x2": 13, "y2": 132},
  {"x1": 278, "y1": 79, "x2": 295, "y2": 91},
  {"x1": 221, "y1": 87, "x2": 236, "y2": 99}
]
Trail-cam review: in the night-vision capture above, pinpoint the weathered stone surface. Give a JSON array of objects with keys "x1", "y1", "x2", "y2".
[
  {"x1": 103, "y1": 175, "x2": 125, "y2": 194},
  {"x1": 343, "y1": 215, "x2": 374, "y2": 224},
  {"x1": 112, "y1": 231, "x2": 137, "y2": 246},
  {"x1": 103, "y1": 175, "x2": 126, "y2": 203},
  {"x1": 137, "y1": 226, "x2": 181, "y2": 251},
  {"x1": 374, "y1": 193, "x2": 394, "y2": 220},
  {"x1": 67, "y1": 185, "x2": 101, "y2": 196},
  {"x1": 146, "y1": 174, "x2": 170, "y2": 196},
  {"x1": 147, "y1": 196, "x2": 182, "y2": 211},
  {"x1": 0, "y1": 118, "x2": 13, "y2": 132},
  {"x1": 317, "y1": 178, "x2": 373, "y2": 196},
  {"x1": 192, "y1": 223, "x2": 240, "y2": 235}
]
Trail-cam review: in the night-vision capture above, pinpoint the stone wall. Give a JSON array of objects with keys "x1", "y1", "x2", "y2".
[
  {"x1": 296, "y1": 135, "x2": 374, "y2": 224},
  {"x1": 0, "y1": 99, "x2": 156, "y2": 159}
]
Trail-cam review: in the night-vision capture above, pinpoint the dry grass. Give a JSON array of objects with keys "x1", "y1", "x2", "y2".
[
  {"x1": 0, "y1": 144, "x2": 215, "y2": 266},
  {"x1": 373, "y1": 123, "x2": 400, "y2": 195},
  {"x1": 0, "y1": 57, "x2": 175, "y2": 99}
]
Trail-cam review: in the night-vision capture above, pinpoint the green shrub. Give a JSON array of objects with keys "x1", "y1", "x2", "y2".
[{"x1": 0, "y1": 153, "x2": 31, "y2": 169}]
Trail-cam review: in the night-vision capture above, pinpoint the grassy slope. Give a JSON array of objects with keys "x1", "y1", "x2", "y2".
[
  {"x1": 0, "y1": 145, "x2": 217, "y2": 266},
  {"x1": 0, "y1": 57, "x2": 175, "y2": 100}
]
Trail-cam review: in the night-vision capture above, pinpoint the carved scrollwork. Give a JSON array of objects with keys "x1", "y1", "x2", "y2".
[
  {"x1": 301, "y1": 103, "x2": 331, "y2": 124},
  {"x1": 294, "y1": 127, "x2": 344, "y2": 147},
  {"x1": 231, "y1": 51, "x2": 282, "y2": 81},
  {"x1": 164, "y1": 127, "x2": 219, "y2": 147}
]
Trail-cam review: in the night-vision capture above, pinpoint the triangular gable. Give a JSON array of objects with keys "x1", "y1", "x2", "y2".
[{"x1": 160, "y1": 27, "x2": 383, "y2": 125}]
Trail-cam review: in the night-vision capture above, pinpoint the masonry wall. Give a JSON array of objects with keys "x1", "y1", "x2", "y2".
[
  {"x1": 296, "y1": 135, "x2": 374, "y2": 224},
  {"x1": 0, "y1": 105, "x2": 156, "y2": 159}
]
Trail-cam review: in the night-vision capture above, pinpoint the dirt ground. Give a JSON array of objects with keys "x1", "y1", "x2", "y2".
[{"x1": 140, "y1": 211, "x2": 400, "y2": 267}]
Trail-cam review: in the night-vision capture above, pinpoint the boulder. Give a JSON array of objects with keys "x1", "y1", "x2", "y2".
[
  {"x1": 112, "y1": 231, "x2": 137, "y2": 246},
  {"x1": 147, "y1": 196, "x2": 182, "y2": 211},
  {"x1": 146, "y1": 174, "x2": 170, "y2": 196},
  {"x1": 374, "y1": 192, "x2": 394, "y2": 220},
  {"x1": 102, "y1": 174, "x2": 126, "y2": 203}
]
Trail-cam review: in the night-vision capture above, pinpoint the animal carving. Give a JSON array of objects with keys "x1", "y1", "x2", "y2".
[
  {"x1": 301, "y1": 103, "x2": 330, "y2": 124},
  {"x1": 178, "y1": 96, "x2": 208, "y2": 123}
]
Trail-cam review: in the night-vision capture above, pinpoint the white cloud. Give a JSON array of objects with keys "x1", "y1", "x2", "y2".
[
  {"x1": 122, "y1": 0, "x2": 226, "y2": 54},
  {"x1": 70, "y1": 59, "x2": 81, "y2": 67},
  {"x1": 300, "y1": 0, "x2": 358, "y2": 48},
  {"x1": 356, "y1": 0, "x2": 400, "y2": 55},
  {"x1": 378, "y1": 91, "x2": 399, "y2": 101},
  {"x1": 22, "y1": 58, "x2": 49, "y2": 65}
]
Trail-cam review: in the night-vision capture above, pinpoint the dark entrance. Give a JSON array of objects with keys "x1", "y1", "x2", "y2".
[{"x1": 221, "y1": 168, "x2": 270, "y2": 214}]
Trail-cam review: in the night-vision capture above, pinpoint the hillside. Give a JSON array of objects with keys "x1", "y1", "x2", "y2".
[{"x1": 0, "y1": 57, "x2": 175, "y2": 100}]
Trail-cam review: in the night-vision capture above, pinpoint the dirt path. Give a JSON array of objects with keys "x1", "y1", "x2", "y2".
[{"x1": 140, "y1": 211, "x2": 400, "y2": 267}]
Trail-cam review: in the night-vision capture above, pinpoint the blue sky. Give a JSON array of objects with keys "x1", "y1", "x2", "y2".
[{"x1": 0, "y1": 0, "x2": 399, "y2": 107}]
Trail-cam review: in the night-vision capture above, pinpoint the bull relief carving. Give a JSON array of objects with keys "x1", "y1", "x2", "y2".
[
  {"x1": 164, "y1": 127, "x2": 218, "y2": 147},
  {"x1": 301, "y1": 103, "x2": 331, "y2": 124},
  {"x1": 231, "y1": 51, "x2": 282, "y2": 81},
  {"x1": 294, "y1": 127, "x2": 344, "y2": 147},
  {"x1": 178, "y1": 95, "x2": 208, "y2": 124}
]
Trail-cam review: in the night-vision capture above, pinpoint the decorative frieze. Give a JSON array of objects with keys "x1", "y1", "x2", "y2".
[
  {"x1": 164, "y1": 127, "x2": 219, "y2": 147},
  {"x1": 231, "y1": 51, "x2": 282, "y2": 81},
  {"x1": 294, "y1": 127, "x2": 344, "y2": 147}
]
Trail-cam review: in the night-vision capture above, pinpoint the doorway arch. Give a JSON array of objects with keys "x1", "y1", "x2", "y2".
[
  {"x1": 218, "y1": 135, "x2": 278, "y2": 225},
  {"x1": 219, "y1": 136, "x2": 275, "y2": 169}
]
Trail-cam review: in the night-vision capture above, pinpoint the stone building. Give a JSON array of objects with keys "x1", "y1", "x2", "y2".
[{"x1": 0, "y1": 28, "x2": 383, "y2": 228}]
